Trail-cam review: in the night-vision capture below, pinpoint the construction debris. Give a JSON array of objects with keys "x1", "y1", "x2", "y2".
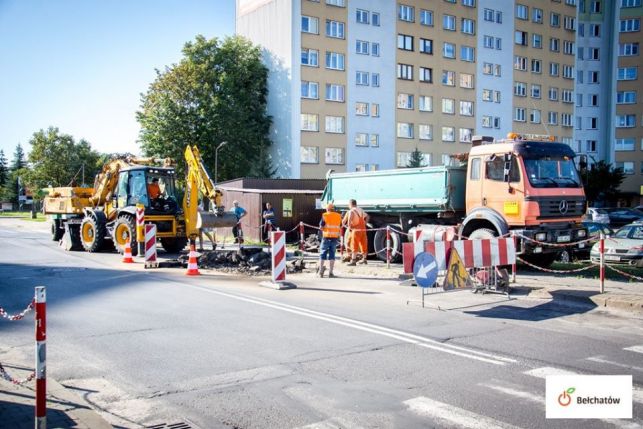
[{"x1": 303, "y1": 234, "x2": 320, "y2": 252}]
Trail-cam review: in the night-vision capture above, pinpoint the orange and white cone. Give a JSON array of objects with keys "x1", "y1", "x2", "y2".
[
  {"x1": 122, "y1": 239, "x2": 134, "y2": 263},
  {"x1": 185, "y1": 242, "x2": 200, "y2": 276}
]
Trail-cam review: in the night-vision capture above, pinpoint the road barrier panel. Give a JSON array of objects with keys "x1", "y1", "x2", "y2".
[
  {"x1": 144, "y1": 224, "x2": 158, "y2": 269},
  {"x1": 259, "y1": 230, "x2": 296, "y2": 290},
  {"x1": 136, "y1": 203, "x2": 145, "y2": 257}
]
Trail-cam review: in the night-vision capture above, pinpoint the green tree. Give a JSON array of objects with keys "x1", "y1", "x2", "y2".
[
  {"x1": 137, "y1": 35, "x2": 273, "y2": 182},
  {"x1": 580, "y1": 160, "x2": 626, "y2": 205},
  {"x1": 1, "y1": 144, "x2": 29, "y2": 206},
  {"x1": 11, "y1": 143, "x2": 26, "y2": 170},
  {"x1": 406, "y1": 148, "x2": 427, "y2": 168},
  {"x1": 0, "y1": 150, "x2": 8, "y2": 188},
  {"x1": 24, "y1": 127, "x2": 101, "y2": 189}
]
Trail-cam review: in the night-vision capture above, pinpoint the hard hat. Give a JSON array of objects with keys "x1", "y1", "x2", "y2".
[{"x1": 326, "y1": 203, "x2": 334, "y2": 210}]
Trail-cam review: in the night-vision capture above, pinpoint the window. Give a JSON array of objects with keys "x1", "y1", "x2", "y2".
[
  {"x1": 397, "y1": 152, "x2": 412, "y2": 168},
  {"x1": 562, "y1": 89, "x2": 574, "y2": 103},
  {"x1": 301, "y1": 81, "x2": 319, "y2": 99},
  {"x1": 370, "y1": 134, "x2": 379, "y2": 147},
  {"x1": 564, "y1": 16, "x2": 576, "y2": 30},
  {"x1": 442, "y1": 98, "x2": 455, "y2": 114},
  {"x1": 483, "y1": 62, "x2": 493, "y2": 74},
  {"x1": 550, "y1": 38, "x2": 560, "y2": 52},
  {"x1": 515, "y1": 31, "x2": 528, "y2": 46},
  {"x1": 494, "y1": 64, "x2": 502, "y2": 76},
  {"x1": 616, "y1": 114, "x2": 636, "y2": 127},
  {"x1": 615, "y1": 138, "x2": 635, "y2": 151},
  {"x1": 301, "y1": 48, "x2": 319, "y2": 66},
  {"x1": 550, "y1": 12, "x2": 560, "y2": 27},
  {"x1": 397, "y1": 93, "x2": 414, "y2": 110},
  {"x1": 514, "y1": 107, "x2": 526, "y2": 122},
  {"x1": 326, "y1": 0, "x2": 345, "y2": 6},
  {"x1": 617, "y1": 91, "x2": 637, "y2": 104},
  {"x1": 398, "y1": 34, "x2": 414, "y2": 51},
  {"x1": 356, "y1": 71, "x2": 369, "y2": 86},
  {"x1": 484, "y1": 35, "x2": 494, "y2": 49},
  {"x1": 419, "y1": 124, "x2": 433, "y2": 140},
  {"x1": 588, "y1": 117, "x2": 598, "y2": 129},
  {"x1": 529, "y1": 109, "x2": 541, "y2": 123},
  {"x1": 443, "y1": 14, "x2": 456, "y2": 30},
  {"x1": 493, "y1": 91, "x2": 501, "y2": 103},
  {"x1": 459, "y1": 101, "x2": 474, "y2": 116},
  {"x1": 371, "y1": 104, "x2": 379, "y2": 117},
  {"x1": 325, "y1": 116, "x2": 344, "y2": 133},
  {"x1": 532, "y1": 8, "x2": 543, "y2": 23},
  {"x1": 470, "y1": 158, "x2": 481, "y2": 180},
  {"x1": 484, "y1": 8, "x2": 494, "y2": 21},
  {"x1": 355, "y1": 133, "x2": 368, "y2": 146},
  {"x1": 356, "y1": 9, "x2": 369, "y2": 24},
  {"x1": 442, "y1": 70, "x2": 455, "y2": 86},
  {"x1": 615, "y1": 162, "x2": 635, "y2": 175},
  {"x1": 355, "y1": 102, "x2": 369, "y2": 116},
  {"x1": 531, "y1": 59, "x2": 542, "y2": 73},
  {"x1": 514, "y1": 56, "x2": 527, "y2": 71},
  {"x1": 516, "y1": 4, "x2": 528, "y2": 20},
  {"x1": 561, "y1": 113, "x2": 573, "y2": 127},
  {"x1": 563, "y1": 40, "x2": 575, "y2": 55},
  {"x1": 325, "y1": 148, "x2": 344, "y2": 165},
  {"x1": 461, "y1": 18, "x2": 475, "y2": 35},
  {"x1": 619, "y1": 43, "x2": 639, "y2": 56},
  {"x1": 460, "y1": 128, "x2": 473, "y2": 143},
  {"x1": 326, "y1": 20, "x2": 345, "y2": 38},
  {"x1": 355, "y1": 164, "x2": 379, "y2": 172},
  {"x1": 578, "y1": 47, "x2": 584, "y2": 60},
  {"x1": 576, "y1": 116, "x2": 582, "y2": 130},
  {"x1": 420, "y1": 67, "x2": 433, "y2": 83},
  {"x1": 300, "y1": 146, "x2": 319, "y2": 163},
  {"x1": 356, "y1": 40, "x2": 369, "y2": 54},
  {"x1": 461, "y1": 46, "x2": 475, "y2": 62},
  {"x1": 482, "y1": 115, "x2": 492, "y2": 127},
  {"x1": 495, "y1": 38, "x2": 502, "y2": 50},
  {"x1": 589, "y1": 94, "x2": 599, "y2": 106},
  {"x1": 548, "y1": 112, "x2": 558, "y2": 125},
  {"x1": 549, "y1": 87, "x2": 559, "y2": 101},
  {"x1": 419, "y1": 38, "x2": 433, "y2": 54},
  {"x1": 486, "y1": 157, "x2": 520, "y2": 182},
  {"x1": 399, "y1": 4, "x2": 414, "y2": 22},
  {"x1": 531, "y1": 84, "x2": 541, "y2": 99},
  {"x1": 372, "y1": 73, "x2": 380, "y2": 87},
  {"x1": 576, "y1": 93, "x2": 582, "y2": 106},
  {"x1": 482, "y1": 89, "x2": 492, "y2": 102},
  {"x1": 622, "y1": 0, "x2": 642, "y2": 7},
  {"x1": 397, "y1": 122, "x2": 414, "y2": 138},
  {"x1": 514, "y1": 82, "x2": 527, "y2": 96},
  {"x1": 591, "y1": 1, "x2": 601, "y2": 13},
  {"x1": 372, "y1": 12, "x2": 380, "y2": 26},
  {"x1": 325, "y1": 83, "x2": 345, "y2": 102},
  {"x1": 420, "y1": 9, "x2": 434, "y2": 26},
  {"x1": 443, "y1": 42, "x2": 456, "y2": 58},
  {"x1": 302, "y1": 16, "x2": 319, "y2": 34},
  {"x1": 397, "y1": 63, "x2": 413, "y2": 80},
  {"x1": 419, "y1": 96, "x2": 433, "y2": 112},
  {"x1": 463, "y1": 0, "x2": 475, "y2": 6},
  {"x1": 589, "y1": 47, "x2": 600, "y2": 60},
  {"x1": 563, "y1": 65, "x2": 574, "y2": 79},
  {"x1": 617, "y1": 67, "x2": 638, "y2": 80},
  {"x1": 325, "y1": 52, "x2": 345, "y2": 70},
  {"x1": 301, "y1": 114, "x2": 319, "y2": 131},
  {"x1": 532, "y1": 34, "x2": 542, "y2": 48},
  {"x1": 460, "y1": 73, "x2": 474, "y2": 88},
  {"x1": 442, "y1": 127, "x2": 455, "y2": 142},
  {"x1": 586, "y1": 140, "x2": 597, "y2": 152},
  {"x1": 620, "y1": 19, "x2": 640, "y2": 32},
  {"x1": 495, "y1": 11, "x2": 503, "y2": 23},
  {"x1": 371, "y1": 43, "x2": 380, "y2": 56}
]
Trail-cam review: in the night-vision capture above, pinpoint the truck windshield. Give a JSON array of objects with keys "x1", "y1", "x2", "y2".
[{"x1": 524, "y1": 157, "x2": 581, "y2": 188}]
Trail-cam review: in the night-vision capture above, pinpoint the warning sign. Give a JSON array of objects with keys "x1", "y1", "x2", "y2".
[{"x1": 443, "y1": 249, "x2": 472, "y2": 291}]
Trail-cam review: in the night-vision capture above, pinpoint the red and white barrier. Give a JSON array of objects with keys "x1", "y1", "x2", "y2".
[
  {"x1": 136, "y1": 204, "x2": 145, "y2": 257},
  {"x1": 271, "y1": 230, "x2": 286, "y2": 282},
  {"x1": 35, "y1": 286, "x2": 46, "y2": 429},
  {"x1": 144, "y1": 224, "x2": 158, "y2": 269}
]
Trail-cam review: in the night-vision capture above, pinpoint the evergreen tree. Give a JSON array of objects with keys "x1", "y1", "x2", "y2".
[
  {"x1": 406, "y1": 148, "x2": 427, "y2": 168},
  {"x1": 11, "y1": 143, "x2": 26, "y2": 170},
  {"x1": 0, "y1": 150, "x2": 8, "y2": 188}
]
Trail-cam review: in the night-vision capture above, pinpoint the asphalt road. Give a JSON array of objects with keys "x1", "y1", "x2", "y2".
[{"x1": 1, "y1": 218, "x2": 642, "y2": 429}]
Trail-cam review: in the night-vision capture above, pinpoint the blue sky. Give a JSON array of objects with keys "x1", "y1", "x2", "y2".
[{"x1": 0, "y1": 0, "x2": 235, "y2": 159}]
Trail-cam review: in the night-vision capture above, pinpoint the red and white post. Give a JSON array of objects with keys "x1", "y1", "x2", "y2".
[
  {"x1": 144, "y1": 224, "x2": 158, "y2": 269},
  {"x1": 35, "y1": 286, "x2": 46, "y2": 429},
  {"x1": 599, "y1": 232, "x2": 605, "y2": 293},
  {"x1": 386, "y1": 225, "x2": 391, "y2": 269},
  {"x1": 136, "y1": 203, "x2": 145, "y2": 257},
  {"x1": 299, "y1": 221, "x2": 305, "y2": 251},
  {"x1": 511, "y1": 232, "x2": 517, "y2": 283},
  {"x1": 339, "y1": 225, "x2": 345, "y2": 260},
  {"x1": 271, "y1": 230, "x2": 286, "y2": 283}
]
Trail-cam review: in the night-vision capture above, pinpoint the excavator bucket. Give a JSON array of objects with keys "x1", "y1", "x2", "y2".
[{"x1": 197, "y1": 211, "x2": 239, "y2": 229}]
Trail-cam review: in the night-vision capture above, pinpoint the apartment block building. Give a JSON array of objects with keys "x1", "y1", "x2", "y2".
[{"x1": 237, "y1": 0, "x2": 642, "y2": 202}]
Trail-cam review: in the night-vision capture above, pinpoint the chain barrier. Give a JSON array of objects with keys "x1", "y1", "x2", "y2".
[
  {"x1": 516, "y1": 256, "x2": 598, "y2": 273},
  {"x1": 0, "y1": 362, "x2": 35, "y2": 385},
  {"x1": 0, "y1": 299, "x2": 35, "y2": 321},
  {"x1": 514, "y1": 233, "x2": 594, "y2": 248},
  {"x1": 605, "y1": 264, "x2": 643, "y2": 282}
]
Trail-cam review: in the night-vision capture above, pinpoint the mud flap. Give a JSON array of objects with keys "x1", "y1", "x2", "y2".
[{"x1": 60, "y1": 223, "x2": 83, "y2": 251}]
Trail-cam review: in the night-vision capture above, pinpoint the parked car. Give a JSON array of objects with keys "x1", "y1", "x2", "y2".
[
  {"x1": 558, "y1": 221, "x2": 613, "y2": 263},
  {"x1": 601, "y1": 207, "x2": 643, "y2": 228},
  {"x1": 590, "y1": 221, "x2": 643, "y2": 268},
  {"x1": 585, "y1": 207, "x2": 610, "y2": 224}
]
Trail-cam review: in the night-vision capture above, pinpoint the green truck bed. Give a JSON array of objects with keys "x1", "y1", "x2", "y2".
[{"x1": 321, "y1": 166, "x2": 467, "y2": 214}]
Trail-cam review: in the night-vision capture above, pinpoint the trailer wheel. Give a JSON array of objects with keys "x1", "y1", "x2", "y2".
[
  {"x1": 80, "y1": 216, "x2": 106, "y2": 252},
  {"x1": 160, "y1": 237, "x2": 188, "y2": 253},
  {"x1": 51, "y1": 219, "x2": 64, "y2": 241},
  {"x1": 468, "y1": 228, "x2": 496, "y2": 240},
  {"x1": 113, "y1": 215, "x2": 138, "y2": 256},
  {"x1": 373, "y1": 225, "x2": 403, "y2": 263}
]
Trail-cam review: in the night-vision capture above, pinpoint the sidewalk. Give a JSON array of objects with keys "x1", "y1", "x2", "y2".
[{"x1": 0, "y1": 364, "x2": 111, "y2": 429}]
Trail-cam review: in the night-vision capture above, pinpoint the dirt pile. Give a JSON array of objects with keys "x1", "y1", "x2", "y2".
[{"x1": 177, "y1": 247, "x2": 308, "y2": 276}]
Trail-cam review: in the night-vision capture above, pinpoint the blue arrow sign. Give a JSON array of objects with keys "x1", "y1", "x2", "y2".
[{"x1": 413, "y1": 252, "x2": 438, "y2": 288}]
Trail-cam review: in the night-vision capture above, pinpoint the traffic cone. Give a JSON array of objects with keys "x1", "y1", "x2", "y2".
[
  {"x1": 185, "y1": 242, "x2": 200, "y2": 276},
  {"x1": 122, "y1": 239, "x2": 134, "y2": 263}
]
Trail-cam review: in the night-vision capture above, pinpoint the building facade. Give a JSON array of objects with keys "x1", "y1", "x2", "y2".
[{"x1": 237, "y1": 0, "x2": 642, "y2": 203}]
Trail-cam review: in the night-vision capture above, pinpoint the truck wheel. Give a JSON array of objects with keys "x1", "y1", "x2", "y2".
[
  {"x1": 160, "y1": 237, "x2": 188, "y2": 253},
  {"x1": 113, "y1": 215, "x2": 138, "y2": 256},
  {"x1": 373, "y1": 225, "x2": 403, "y2": 263},
  {"x1": 522, "y1": 253, "x2": 557, "y2": 269},
  {"x1": 80, "y1": 216, "x2": 106, "y2": 252},
  {"x1": 51, "y1": 219, "x2": 64, "y2": 241},
  {"x1": 468, "y1": 228, "x2": 496, "y2": 240}
]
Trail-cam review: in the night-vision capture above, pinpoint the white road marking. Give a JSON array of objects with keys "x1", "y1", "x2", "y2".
[
  {"x1": 523, "y1": 366, "x2": 578, "y2": 379},
  {"x1": 586, "y1": 356, "x2": 643, "y2": 373},
  {"x1": 404, "y1": 396, "x2": 522, "y2": 429},
  {"x1": 634, "y1": 387, "x2": 643, "y2": 405},
  {"x1": 480, "y1": 383, "x2": 544, "y2": 404},
  {"x1": 296, "y1": 418, "x2": 363, "y2": 429},
  {"x1": 624, "y1": 345, "x2": 643, "y2": 354},
  {"x1": 191, "y1": 284, "x2": 516, "y2": 366}
]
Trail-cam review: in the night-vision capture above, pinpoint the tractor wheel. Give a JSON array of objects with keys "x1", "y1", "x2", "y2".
[
  {"x1": 113, "y1": 215, "x2": 138, "y2": 256},
  {"x1": 160, "y1": 237, "x2": 188, "y2": 253},
  {"x1": 80, "y1": 216, "x2": 106, "y2": 252},
  {"x1": 51, "y1": 219, "x2": 64, "y2": 241}
]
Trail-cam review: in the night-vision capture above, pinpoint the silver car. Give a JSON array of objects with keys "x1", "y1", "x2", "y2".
[
  {"x1": 586, "y1": 207, "x2": 610, "y2": 224},
  {"x1": 590, "y1": 222, "x2": 643, "y2": 268}
]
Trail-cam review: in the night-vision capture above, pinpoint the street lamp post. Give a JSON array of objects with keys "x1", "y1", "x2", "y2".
[{"x1": 214, "y1": 141, "x2": 227, "y2": 185}]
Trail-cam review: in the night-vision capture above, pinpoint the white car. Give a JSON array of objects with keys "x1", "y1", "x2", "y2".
[{"x1": 587, "y1": 208, "x2": 610, "y2": 224}]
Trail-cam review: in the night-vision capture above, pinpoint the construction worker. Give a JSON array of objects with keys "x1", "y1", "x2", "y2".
[
  {"x1": 231, "y1": 200, "x2": 247, "y2": 243},
  {"x1": 343, "y1": 199, "x2": 369, "y2": 265},
  {"x1": 318, "y1": 203, "x2": 341, "y2": 278},
  {"x1": 262, "y1": 202, "x2": 277, "y2": 242},
  {"x1": 147, "y1": 178, "x2": 161, "y2": 200}
]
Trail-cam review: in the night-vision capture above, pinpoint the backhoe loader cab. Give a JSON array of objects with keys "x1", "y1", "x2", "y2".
[{"x1": 114, "y1": 167, "x2": 180, "y2": 215}]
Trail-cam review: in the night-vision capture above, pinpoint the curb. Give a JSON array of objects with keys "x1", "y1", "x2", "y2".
[
  {"x1": 523, "y1": 287, "x2": 643, "y2": 315},
  {"x1": 48, "y1": 378, "x2": 113, "y2": 429}
]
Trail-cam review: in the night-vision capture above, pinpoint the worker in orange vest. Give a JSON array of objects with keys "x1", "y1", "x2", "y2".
[
  {"x1": 343, "y1": 199, "x2": 369, "y2": 265},
  {"x1": 318, "y1": 203, "x2": 342, "y2": 278}
]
